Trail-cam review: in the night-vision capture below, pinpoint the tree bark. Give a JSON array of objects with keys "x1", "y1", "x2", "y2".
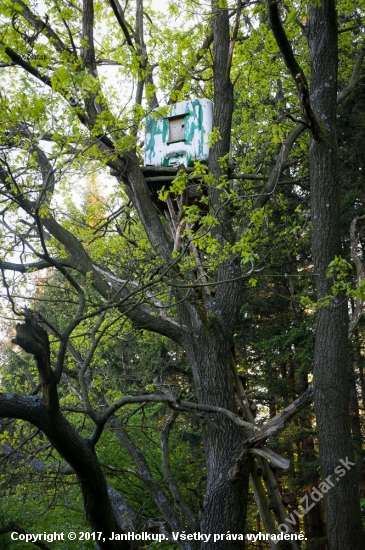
[
  {"x1": 183, "y1": 320, "x2": 251, "y2": 550},
  {"x1": 307, "y1": 0, "x2": 365, "y2": 547},
  {"x1": 176, "y1": 3, "x2": 252, "y2": 547}
]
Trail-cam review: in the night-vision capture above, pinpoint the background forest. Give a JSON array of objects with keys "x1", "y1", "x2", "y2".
[{"x1": 0, "y1": 0, "x2": 365, "y2": 549}]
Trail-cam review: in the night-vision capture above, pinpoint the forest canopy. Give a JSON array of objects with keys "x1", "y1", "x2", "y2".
[{"x1": 0, "y1": 0, "x2": 365, "y2": 549}]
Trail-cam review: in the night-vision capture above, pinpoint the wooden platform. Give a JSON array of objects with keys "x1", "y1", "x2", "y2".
[{"x1": 141, "y1": 165, "x2": 202, "y2": 202}]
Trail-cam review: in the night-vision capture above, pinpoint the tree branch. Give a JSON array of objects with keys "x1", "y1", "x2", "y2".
[
  {"x1": 12, "y1": 313, "x2": 59, "y2": 413},
  {"x1": 226, "y1": 0, "x2": 242, "y2": 81},
  {"x1": 337, "y1": 43, "x2": 365, "y2": 104},
  {"x1": 0, "y1": 394, "x2": 45, "y2": 427},
  {"x1": 267, "y1": 0, "x2": 319, "y2": 136},
  {"x1": 9, "y1": 0, "x2": 71, "y2": 55},
  {"x1": 2, "y1": 441, "x2": 139, "y2": 533},
  {"x1": 98, "y1": 393, "x2": 258, "y2": 431},
  {"x1": 253, "y1": 41, "x2": 364, "y2": 209},
  {"x1": 253, "y1": 122, "x2": 306, "y2": 209},
  {"x1": 108, "y1": 0, "x2": 136, "y2": 52},
  {"x1": 0, "y1": 523, "x2": 51, "y2": 550},
  {"x1": 1, "y1": 45, "x2": 52, "y2": 87},
  {"x1": 0, "y1": 258, "x2": 77, "y2": 273},
  {"x1": 247, "y1": 385, "x2": 313, "y2": 446},
  {"x1": 106, "y1": 414, "x2": 197, "y2": 550}
]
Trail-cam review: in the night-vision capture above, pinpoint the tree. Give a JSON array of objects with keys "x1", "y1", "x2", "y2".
[
  {"x1": 0, "y1": 0, "x2": 364, "y2": 548},
  {"x1": 266, "y1": 1, "x2": 365, "y2": 547}
]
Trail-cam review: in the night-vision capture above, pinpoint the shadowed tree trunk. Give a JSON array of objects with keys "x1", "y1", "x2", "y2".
[
  {"x1": 267, "y1": 0, "x2": 365, "y2": 545},
  {"x1": 183, "y1": 323, "x2": 251, "y2": 548},
  {"x1": 176, "y1": 3, "x2": 252, "y2": 546},
  {"x1": 307, "y1": 0, "x2": 365, "y2": 547}
]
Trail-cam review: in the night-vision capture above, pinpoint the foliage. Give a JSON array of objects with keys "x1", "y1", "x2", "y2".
[{"x1": 0, "y1": 0, "x2": 364, "y2": 548}]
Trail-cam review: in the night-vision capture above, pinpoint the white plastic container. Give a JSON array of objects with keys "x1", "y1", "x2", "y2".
[{"x1": 144, "y1": 99, "x2": 213, "y2": 167}]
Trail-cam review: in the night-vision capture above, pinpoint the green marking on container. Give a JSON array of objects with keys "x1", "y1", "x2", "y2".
[{"x1": 144, "y1": 99, "x2": 213, "y2": 167}]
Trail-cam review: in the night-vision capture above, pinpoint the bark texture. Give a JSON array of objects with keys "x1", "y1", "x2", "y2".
[
  {"x1": 179, "y1": 3, "x2": 252, "y2": 547},
  {"x1": 307, "y1": 0, "x2": 365, "y2": 547},
  {"x1": 183, "y1": 322, "x2": 250, "y2": 550}
]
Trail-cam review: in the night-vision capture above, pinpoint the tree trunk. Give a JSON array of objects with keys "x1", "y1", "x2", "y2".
[
  {"x1": 178, "y1": 3, "x2": 252, "y2": 547},
  {"x1": 250, "y1": 462, "x2": 282, "y2": 550},
  {"x1": 307, "y1": 1, "x2": 365, "y2": 547},
  {"x1": 183, "y1": 320, "x2": 251, "y2": 549}
]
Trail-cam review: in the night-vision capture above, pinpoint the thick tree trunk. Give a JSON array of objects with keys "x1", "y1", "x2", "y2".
[
  {"x1": 181, "y1": 4, "x2": 252, "y2": 547},
  {"x1": 183, "y1": 321, "x2": 251, "y2": 549},
  {"x1": 307, "y1": 1, "x2": 365, "y2": 547}
]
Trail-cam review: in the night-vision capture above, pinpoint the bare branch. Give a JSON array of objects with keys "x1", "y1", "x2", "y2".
[
  {"x1": 247, "y1": 385, "x2": 313, "y2": 446},
  {"x1": 337, "y1": 43, "x2": 365, "y2": 104},
  {"x1": 99, "y1": 393, "x2": 258, "y2": 430}
]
